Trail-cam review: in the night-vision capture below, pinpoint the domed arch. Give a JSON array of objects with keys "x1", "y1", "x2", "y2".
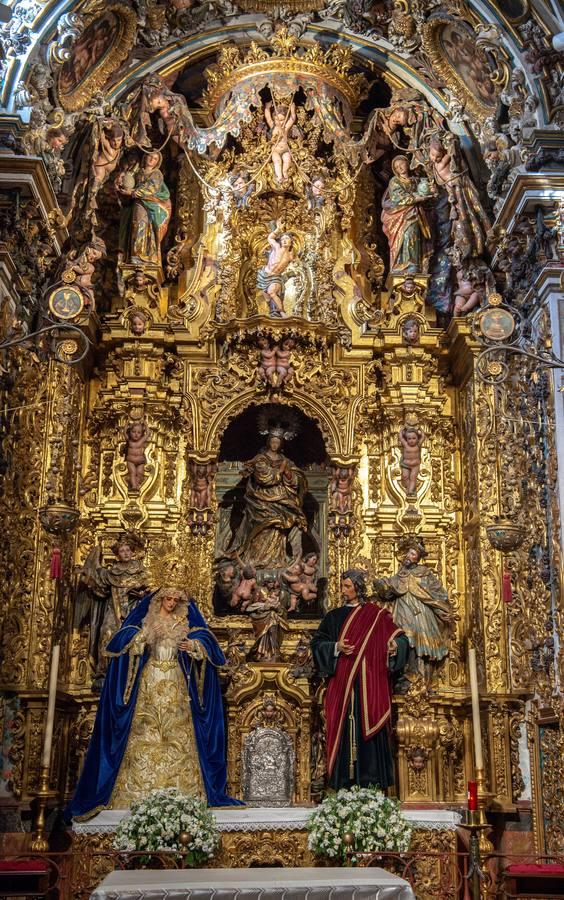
[
  {"x1": 202, "y1": 388, "x2": 345, "y2": 459},
  {"x1": 2, "y1": 4, "x2": 553, "y2": 125}
]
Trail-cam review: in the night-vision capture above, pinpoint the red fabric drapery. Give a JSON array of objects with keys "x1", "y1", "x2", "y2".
[{"x1": 325, "y1": 604, "x2": 402, "y2": 777}]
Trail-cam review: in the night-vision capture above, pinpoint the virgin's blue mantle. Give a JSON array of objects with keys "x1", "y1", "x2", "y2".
[{"x1": 65, "y1": 594, "x2": 242, "y2": 821}]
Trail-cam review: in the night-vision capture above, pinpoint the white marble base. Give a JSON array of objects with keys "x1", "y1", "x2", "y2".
[{"x1": 73, "y1": 806, "x2": 461, "y2": 834}]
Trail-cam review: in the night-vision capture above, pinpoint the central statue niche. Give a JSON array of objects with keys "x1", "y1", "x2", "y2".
[{"x1": 214, "y1": 404, "x2": 328, "y2": 621}]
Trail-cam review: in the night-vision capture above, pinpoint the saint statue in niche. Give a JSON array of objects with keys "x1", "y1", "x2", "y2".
[
  {"x1": 224, "y1": 409, "x2": 309, "y2": 570},
  {"x1": 257, "y1": 220, "x2": 297, "y2": 318},
  {"x1": 117, "y1": 150, "x2": 171, "y2": 268},
  {"x1": 373, "y1": 538, "x2": 456, "y2": 688},
  {"x1": 381, "y1": 155, "x2": 432, "y2": 274},
  {"x1": 75, "y1": 532, "x2": 147, "y2": 688}
]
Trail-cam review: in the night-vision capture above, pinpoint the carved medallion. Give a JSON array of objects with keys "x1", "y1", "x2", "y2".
[{"x1": 48, "y1": 285, "x2": 85, "y2": 320}]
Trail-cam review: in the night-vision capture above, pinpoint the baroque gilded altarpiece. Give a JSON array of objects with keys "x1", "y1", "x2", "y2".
[{"x1": 0, "y1": 0, "x2": 563, "y2": 871}]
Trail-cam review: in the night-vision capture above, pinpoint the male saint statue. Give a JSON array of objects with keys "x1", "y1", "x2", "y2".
[
  {"x1": 311, "y1": 569, "x2": 409, "y2": 791},
  {"x1": 373, "y1": 539, "x2": 454, "y2": 687}
]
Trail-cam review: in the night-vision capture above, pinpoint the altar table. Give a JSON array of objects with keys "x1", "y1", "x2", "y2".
[
  {"x1": 75, "y1": 806, "x2": 462, "y2": 834},
  {"x1": 90, "y1": 866, "x2": 416, "y2": 899},
  {"x1": 72, "y1": 808, "x2": 459, "y2": 897}
]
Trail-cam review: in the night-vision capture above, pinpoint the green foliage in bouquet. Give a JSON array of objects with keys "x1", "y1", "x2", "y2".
[
  {"x1": 113, "y1": 788, "x2": 220, "y2": 867},
  {"x1": 307, "y1": 785, "x2": 413, "y2": 863}
]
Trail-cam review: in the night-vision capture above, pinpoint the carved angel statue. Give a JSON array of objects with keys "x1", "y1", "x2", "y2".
[
  {"x1": 123, "y1": 420, "x2": 150, "y2": 492},
  {"x1": 264, "y1": 100, "x2": 297, "y2": 183},
  {"x1": 281, "y1": 552, "x2": 319, "y2": 611},
  {"x1": 121, "y1": 74, "x2": 250, "y2": 157},
  {"x1": 399, "y1": 426, "x2": 424, "y2": 495},
  {"x1": 63, "y1": 238, "x2": 106, "y2": 306},
  {"x1": 66, "y1": 117, "x2": 125, "y2": 231},
  {"x1": 350, "y1": 91, "x2": 445, "y2": 168},
  {"x1": 257, "y1": 337, "x2": 295, "y2": 388},
  {"x1": 74, "y1": 533, "x2": 147, "y2": 687}
]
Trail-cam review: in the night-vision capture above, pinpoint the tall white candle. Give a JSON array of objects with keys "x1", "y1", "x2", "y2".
[
  {"x1": 41, "y1": 643, "x2": 60, "y2": 769},
  {"x1": 468, "y1": 647, "x2": 484, "y2": 771}
]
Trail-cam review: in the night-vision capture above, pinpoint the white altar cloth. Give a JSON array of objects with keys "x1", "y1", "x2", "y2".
[
  {"x1": 90, "y1": 866, "x2": 416, "y2": 899},
  {"x1": 74, "y1": 806, "x2": 461, "y2": 834}
]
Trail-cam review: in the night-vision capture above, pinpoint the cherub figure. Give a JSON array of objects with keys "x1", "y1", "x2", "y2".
[
  {"x1": 282, "y1": 560, "x2": 307, "y2": 612},
  {"x1": 402, "y1": 317, "x2": 420, "y2": 345},
  {"x1": 66, "y1": 239, "x2": 105, "y2": 304},
  {"x1": 264, "y1": 101, "x2": 297, "y2": 183},
  {"x1": 46, "y1": 128, "x2": 69, "y2": 153},
  {"x1": 128, "y1": 309, "x2": 149, "y2": 335},
  {"x1": 302, "y1": 551, "x2": 319, "y2": 583},
  {"x1": 275, "y1": 338, "x2": 295, "y2": 386},
  {"x1": 282, "y1": 556, "x2": 318, "y2": 611},
  {"x1": 257, "y1": 220, "x2": 296, "y2": 317},
  {"x1": 257, "y1": 336, "x2": 277, "y2": 386},
  {"x1": 213, "y1": 560, "x2": 239, "y2": 616},
  {"x1": 330, "y1": 466, "x2": 355, "y2": 514},
  {"x1": 230, "y1": 565, "x2": 259, "y2": 610},
  {"x1": 91, "y1": 121, "x2": 124, "y2": 192},
  {"x1": 399, "y1": 426, "x2": 424, "y2": 495},
  {"x1": 124, "y1": 420, "x2": 150, "y2": 491},
  {"x1": 453, "y1": 265, "x2": 490, "y2": 315},
  {"x1": 189, "y1": 461, "x2": 215, "y2": 509}
]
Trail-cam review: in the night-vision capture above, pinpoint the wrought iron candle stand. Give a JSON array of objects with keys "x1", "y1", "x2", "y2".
[
  {"x1": 0, "y1": 318, "x2": 91, "y2": 366},
  {"x1": 473, "y1": 292, "x2": 564, "y2": 385}
]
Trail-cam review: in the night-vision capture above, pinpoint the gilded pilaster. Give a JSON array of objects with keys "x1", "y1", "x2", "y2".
[{"x1": 0, "y1": 352, "x2": 85, "y2": 798}]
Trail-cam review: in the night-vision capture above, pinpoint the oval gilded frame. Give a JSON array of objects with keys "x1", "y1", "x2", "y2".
[
  {"x1": 421, "y1": 15, "x2": 504, "y2": 121},
  {"x1": 56, "y1": 5, "x2": 137, "y2": 112}
]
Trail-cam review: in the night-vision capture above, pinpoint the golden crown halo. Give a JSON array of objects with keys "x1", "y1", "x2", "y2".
[
  {"x1": 147, "y1": 548, "x2": 190, "y2": 594},
  {"x1": 201, "y1": 30, "x2": 368, "y2": 114}
]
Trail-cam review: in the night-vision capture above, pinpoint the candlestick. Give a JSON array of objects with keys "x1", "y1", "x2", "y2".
[
  {"x1": 467, "y1": 780, "x2": 478, "y2": 811},
  {"x1": 31, "y1": 642, "x2": 60, "y2": 850},
  {"x1": 468, "y1": 647, "x2": 484, "y2": 771},
  {"x1": 41, "y1": 643, "x2": 60, "y2": 768}
]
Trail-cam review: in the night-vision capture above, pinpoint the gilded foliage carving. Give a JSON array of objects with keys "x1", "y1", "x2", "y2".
[
  {"x1": 538, "y1": 720, "x2": 564, "y2": 853},
  {"x1": 0, "y1": 352, "x2": 49, "y2": 688},
  {"x1": 458, "y1": 377, "x2": 505, "y2": 692}
]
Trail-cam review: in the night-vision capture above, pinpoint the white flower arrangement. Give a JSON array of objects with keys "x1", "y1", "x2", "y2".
[
  {"x1": 307, "y1": 786, "x2": 413, "y2": 863},
  {"x1": 113, "y1": 788, "x2": 220, "y2": 867}
]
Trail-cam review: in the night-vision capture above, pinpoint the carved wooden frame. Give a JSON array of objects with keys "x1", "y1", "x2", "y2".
[
  {"x1": 421, "y1": 15, "x2": 502, "y2": 122},
  {"x1": 56, "y1": 5, "x2": 137, "y2": 112}
]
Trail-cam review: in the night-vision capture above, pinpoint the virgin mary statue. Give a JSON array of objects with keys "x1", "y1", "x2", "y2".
[
  {"x1": 66, "y1": 586, "x2": 241, "y2": 820},
  {"x1": 226, "y1": 410, "x2": 308, "y2": 569}
]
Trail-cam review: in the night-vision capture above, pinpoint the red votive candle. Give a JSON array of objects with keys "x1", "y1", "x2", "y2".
[{"x1": 467, "y1": 780, "x2": 478, "y2": 811}]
